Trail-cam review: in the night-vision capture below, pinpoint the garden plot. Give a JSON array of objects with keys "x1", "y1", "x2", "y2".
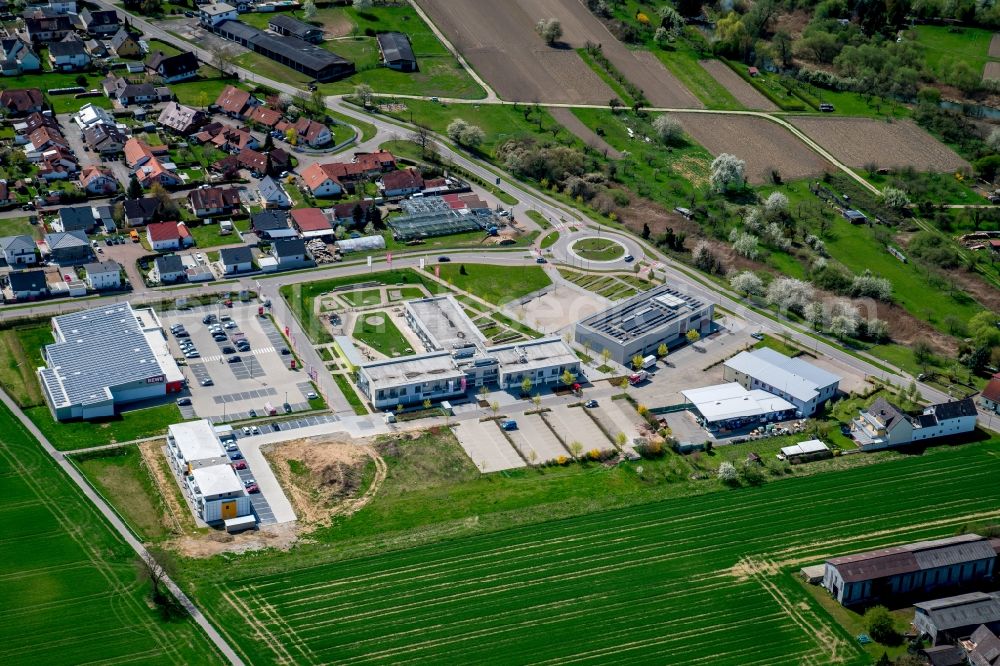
[
  {"x1": 699, "y1": 60, "x2": 778, "y2": 111},
  {"x1": 506, "y1": 413, "x2": 568, "y2": 463},
  {"x1": 453, "y1": 419, "x2": 524, "y2": 472},
  {"x1": 790, "y1": 116, "x2": 969, "y2": 172},
  {"x1": 678, "y1": 114, "x2": 833, "y2": 183}
]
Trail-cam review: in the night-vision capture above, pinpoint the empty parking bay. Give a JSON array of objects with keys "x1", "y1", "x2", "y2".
[
  {"x1": 507, "y1": 414, "x2": 567, "y2": 463},
  {"x1": 454, "y1": 419, "x2": 524, "y2": 473},
  {"x1": 546, "y1": 406, "x2": 612, "y2": 451}
]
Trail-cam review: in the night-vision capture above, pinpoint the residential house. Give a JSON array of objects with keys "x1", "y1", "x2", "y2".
[
  {"x1": 56, "y1": 206, "x2": 96, "y2": 233},
  {"x1": 77, "y1": 8, "x2": 119, "y2": 35},
  {"x1": 47, "y1": 39, "x2": 90, "y2": 71},
  {"x1": 199, "y1": 2, "x2": 237, "y2": 27},
  {"x1": 122, "y1": 197, "x2": 159, "y2": 226},
  {"x1": 195, "y1": 124, "x2": 259, "y2": 152},
  {"x1": 147, "y1": 221, "x2": 190, "y2": 251},
  {"x1": 290, "y1": 207, "x2": 332, "y2": 238},
  {"x1": 125, "y1": 138, "x2": 180, "y2": 188},
  {"x1": 823, "y1": 533, "x2": 1000, "y2": 607},
  {"x1": 379, "y1": 167, "x2": 423, "y2": 198},
  {"x1": 250, "y1": 210, "x2": 295, "y2": 239},
  {"x1": 103, "y1": 75, "x2": 166, "y2": 106},
  {"x1": 235, "y1": 147, "x2": 271, "y2": 175},
  {"x1": 83, "y1": 123, "x2": 127, "y2": 154},
  {"x1": 0, "y1": 181, "x2": 16, "y2": 206},
  {"x1": 850, "y1": 396, "x2": 978, "y2": 451},
  {"x1": 13, "y1": 111, "x2": 58, "y2": 138},
  {"x1": 154, "y1": 253, "x2": 185, "y2": 283},
  {"x1": 214, "y1": 84, "x2": 255, "y2": 117},
  {"x1": 44, "y1": 230, "x2": 91, "y2": 263},
  {"x1": 968, "y1": 624, "x2": 1000, "y2": 666},
  {"x1": 73, "y1": 102, "x2": 115, "y2": 130},
  {"x1": 271, "y1": 238, "x2": 307, "y2": 268},
  {"x1": 267, "y1": 14, "x2": 323, "y2": 43},
  {"x1": 158, "y1": 101, "x2": 204, "y2": 135},
  {"x1": 355, "y1": 150, "x2": 397, "y2": 173},
  {"x1": 146, "y1": 51, "x2": 199, "y2": 83},
  {"x1": 83, "y1": 39, "x2": 106, "y2": 58},
  {"x1": 24, "y1": 15, "x2": 74, "y2": 44},
  {"x1": 300, "y1": 162, "x2": 343, "y2": 198},
  {"x1": 26, "y1": 0, "x2": 76, "y2": 15},
  {"x1": 292, "y1": 116, "x2": 330, "y2": 147},
  {"x1": 331, "y1": 199, "x2": 374, "y2": 226},
  {"x1": 79, "y1": 165, "x2": 118, "y2": 195},
  {"x1": 0, "y1": 88, "x2": 43, "y2": 115},
  {"x1": 376, "y1": 32, "x2": 416, "y2": 71},
  {"x1": 913, "y1": 592, "x2": 1000, "y2": 645},
  {"x1": 109, "y1": 27, "x2": 141, "y2": 59},
  {"x1": 83, "y1": 260, "x2": 121, "y2": 289},
  {"x1": 0, "y1": 38, "x2": 40, "y2": 75},
  {"x1": 188, "y1": 186, "x2": 240, "y2": 218},
  {"x1": 246, "y1": 104, "x2": 282, "y2": 129},
  {"x1": 6, "y1": 269, "x2": 47, "y2": 300},
  {"x1": 980, "y1": 374, "x2": 1000, "y2": 414},
  {"x1": 256, "y1": 175, "x2": 290, "y2": 208},
  {"x1": 219, "y1": 245, "x2": 253, "y2": 274},
  {"x1": 93, "y1": 204, "x2": 115, "y2": 233},
  {"x1": 0, "y1": 235, "x2": 37, "y2": 266}
]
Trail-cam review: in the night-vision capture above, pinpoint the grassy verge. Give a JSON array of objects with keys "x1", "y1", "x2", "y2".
[
  {"x1": 333, "y1": 373, "x2": 368, "y2": 415},
  {"x1": 0, "y1": 321, "x2": 50, "y2": 407},
  {"x1": 436, "y1": 263, "x2": 550, "y2": 305},
  {"x1": 26, "y1": 402, "x2": 186, "y2": 451},
  {"x1": 655, "y1": 47, "x2": 743, "y2": 110}
]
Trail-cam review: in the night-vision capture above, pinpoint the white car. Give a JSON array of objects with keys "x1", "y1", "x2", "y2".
[
  {"x1": 243, "y1": 478, "x2": 256, "y2": 488},
  {"x1": 195, "y1": 252, "x2": 204, "y2": 262},
  {"x1": 241, "y1": 426, "x2": 251, "y2": 435},
  {"x1": 306, "y1": 391, "x2": 318, "y2": 400},
  {"x1": 251, "y1": 425, "x2": 260, "y2": 435}
]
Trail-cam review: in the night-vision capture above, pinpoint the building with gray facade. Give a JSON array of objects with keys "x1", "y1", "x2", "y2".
[
  {"x1": 723, "y1": 347, "x2": 841, "y2": 417},
  {"x1": 574, "y1": 284, "x2": 713, "y2": 365}
]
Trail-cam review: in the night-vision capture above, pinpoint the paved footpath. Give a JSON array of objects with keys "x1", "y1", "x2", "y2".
[{"x1": 0, "y1": 389, "x2": 245, "y2": 666}]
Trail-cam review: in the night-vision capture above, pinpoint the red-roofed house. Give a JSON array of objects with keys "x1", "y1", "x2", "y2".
[
  {"x1": 354, "y1": 150, "x2": 396, "y2": 173},
  {"x1": 290, "y1": 208, "x2": 332, "y2": 238},
  {"x1": 188, "y1": 186, "x2": 241, "y2": 217},
  {"x1": 981, "y1": 374, "x2": 1000, "y2": 414},
  {"x1": 0, "y1": 88, "x2": 44, "y2": 116},
  {"x1": 379, "y1": 168, "x2": 423, "y2": 198},
  {"x1": 292, "y1": 117, "x2": 331, "y2": 147},
  {"x1": 330, "y1": 199, "x2": 375, "y2": 225},
  {"x1": 248, "y1": 105, "x2": 282, "y2": 129},
  {"x1": 124, "y1": 137, "x2": 168, "y2": 168},
  {"x1": 214, "y1": 84, "x2": 256, "y2": 117},
  {"x1": 300, "y1": 163, "x2": 343, "y2": 198},
  {"x1": 79, "y1": 165, "x2": 118, "y2": 194},
  {"x1": 146, "y1": 221, "x2": 192, "y2": 251}
]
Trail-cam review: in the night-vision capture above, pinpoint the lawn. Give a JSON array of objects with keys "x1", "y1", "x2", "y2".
[
  {"x1": 0, "y1": 402, "x2": 222, "y2": 665},
  {"x1": 435, "y1": 263, "x2": 551, "y2": 305},
  {"x1": 26, "y1": 402, "x2": 186, "y2": 451},
  {"x1": 187, "y1": 220, "x2": 240, "y2": 249},
  {"x1": 340, "y1": 288, "x2": 383, "y2": 307},
  {"x1": 0, "y1": 321, "x2": 52, "y2": 408},
  {"x1": 333, "y1": 372, "x2": 368, "y2": 415},
  {"x1": 0, "y1": 72, "x2": 113, "y2": 113},
  {"x1": 352, "y1": 311, "x2": 413, "y2": 357},
  {"x1": 170, "y1": 78, "x2": 246, "y2": 109},
  {"x1": 185, "y1": 431, "x2": 1000, "y2": 665},
  {"x1": 74, "y1": 446, "x2": 173, "y2": 541},
  {"x1": 240, "y1": 4, "x2": 484, "y2": 98},
  {"x1": 571, "y1": 237, "x2": 626, "y2": 261},
  {"x1": 540, "y1": 231, "x2": 559, "y2": 249},
  {"x1": 0, "y1": 216, "x2": 38, "y2": 237},
  {"x1": 913, "y1": 24, "x2": 998, "y2": 79},
  {"x1": 387, "y1": 286, "x2": 425, "y2": 302}
]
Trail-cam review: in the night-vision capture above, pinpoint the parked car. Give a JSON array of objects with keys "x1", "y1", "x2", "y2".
[
  {"x1": 176, "y1": 397, "x2": 191, "y2": 406},
  {"x1": 227, "y1": 355, "x2": 241, "y2": 363},
  {"x1": 246, "y1": 484, "x2": 260, "y2": 494},
  {"x1": 201, "y1": 378, "x2": 214, "y2": 386},
  {"x1": 750, "y1": 331, "x2": 764, "y2": 340},
  {"x1": 584, "y1": 399, "x2": 598, "y2": 408},
  {"x1": 500, "y1": 419, "x2": 518, "y2": 431},
  {"x1": 250, "y1": 425, "x2": 260, "y2": 435},
  {"x1": 224, "y1": 321, "x2": 237, "y2": 329},
  {"x1": 271, "y1": 422, "x2": 281, "y2": 431},
  {"x1": 229, "y1": 451, "x2": 243, "y2": 460},
  {"x1": 248, "y1": 409, "x2": 257, "y2": 418},
  {"x1": 243, "y1": 478, "x2": 256, "y2": 488},
  {"x1": 232, "y1": 461, "x2": 247, "y2": 470},
  {"x1": 225, "y1": 442, "x2": 238, "y2": 451},
  {"x1": 202, "y1": 314, "x2": 216, "y2": 324},
  {"x1": 241, "y1": 426, "x2": 251, "y2": 435},
  {"x1": 222, "y1": 346, "x2": 235, "y2": 354},
  {"x1": 306, "y1": 391, "x2": 318, "y2": 400},
  {"x1": 283, "y1": 402, "x2": 292, "y2": 414}
]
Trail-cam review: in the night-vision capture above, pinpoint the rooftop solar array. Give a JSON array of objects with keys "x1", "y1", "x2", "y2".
[
  {"x1": 40, "y1": 303, "x2": 166, "y2": 408},
  {"x1": 578, "y1": 283, "x2": 706, "y2": 342}
]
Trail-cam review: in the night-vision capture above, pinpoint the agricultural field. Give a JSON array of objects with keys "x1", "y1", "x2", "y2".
[
  {"x1": 191, "y1": 438, "x2": 1000, "y2": 665},
  {"x1": 0, "y1": 403, "x2": 221, "y2": 665},
  {"x1": 414, "y1": 0, "x2": 615, "y2": 104},
  {"x1": 678, "y1": 115, "x2": 833, "y2": 183},
  {"x1": 791, "y1": 117, "x2": 969, "y2": 173},
  {"x1": 549, "y1": 107, "x2": 623, "y2": 158},
  {"x1": 699, "y1": 59, "x2": 778, "y2": 111}
]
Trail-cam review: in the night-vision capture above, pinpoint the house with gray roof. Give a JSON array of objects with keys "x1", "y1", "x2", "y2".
[
  {"x1": 44, "y1": 230, "x2": 91, "y2": 264},
  {"x1": 969, "y1": 624, "x2": 1000, "y2": 666},
  {"x1": 56, "y1": 205, "x2": 96, "y2": 233},
  {"x1": 914, "y1": 592, "x2": 1000, "y2": 645},
  {"x1": 5, "y1": 268, "x2": 46, "y2": 300},
  {"x1": 153, "y1": 254, "x2": 185, "y2": 283},
  {"x1": 0, "y1": 234, "x2": 37, "y2": 266},
  {"x1": 83, "y1": 260, "x2": 120, "y2": 290},
  {"x1": 257, "y1": 175, "x2": 290, "y2": 209},
  {"x1": 267, "y1": 14, "x2": 323, "y2": 43},
  {"x1": 219, "y1": 245, "x2": 253, "y2": 274},
  {"x1": 376, "y1": 32, "x2": 416, "y2": 71}
]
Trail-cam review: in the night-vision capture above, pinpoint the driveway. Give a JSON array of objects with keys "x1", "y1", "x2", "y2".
[{"x1": 453, "y1": 419, "x2": 524, "y2": 472}]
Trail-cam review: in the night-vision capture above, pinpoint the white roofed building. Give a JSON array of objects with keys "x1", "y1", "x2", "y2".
[
  {"x1": 166, "y1": 419, "x2": 228, "y2": 474},
  {"x1": 187, "y1": 463, "x2": 252, "y2": 524},
  {"x1": 723, "y1": 348, "x2": 840, "y2": 416},
  {"x1": 681, "y1": 382, "x2": 797, "y2": 431}
]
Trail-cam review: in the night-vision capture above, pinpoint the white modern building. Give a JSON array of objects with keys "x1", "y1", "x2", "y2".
[
  {"x1": 574, "y1": 284, "x2": 713, "y2": 365},
  {"x1": 187, "y1": 464, "x2": 252, "y2": 524},
  {"x1": 681, "y1": 382, "x2": 797, "y2": 431},
  {"x1": 723, "y1": 348, "x2": 840, "y2": 417},
  {"x1": 403, "y1": 295, "x2": 485, "y2": 354},
  {"x1": 83, "y1": 260, "x2": 120, "y2": 290},
  {"x1": 38, "y1": 304, "x2": 184, "y2": 420},
  {"x1": 166, "y1": 420, "x2": 229, "y2": 474}
]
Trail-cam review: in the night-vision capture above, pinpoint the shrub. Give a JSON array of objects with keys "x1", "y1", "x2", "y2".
[
  {"x1": 717, "y1": 461, "x2": 738, "y2": 485},
  {"x1": 863, "y1": 605, "x2": 898, "y2": 644}
]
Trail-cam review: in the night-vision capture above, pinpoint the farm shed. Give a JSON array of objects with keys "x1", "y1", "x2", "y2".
[
  {"x1": 376, "y1": 32, "x2": 416, "y2": 71},
  {"x1": 777, "y1": 439, "x2": 831, "y2": 464}
]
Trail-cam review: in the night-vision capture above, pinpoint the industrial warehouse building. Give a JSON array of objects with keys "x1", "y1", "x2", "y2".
[
  {"x1": 38, "y1": 303, "x2": 184, "y2": 420},
  {"x1": 723, "y1": 348, "x2": 841, "y2": 417},
  {"x1": 681, "y1": 382, "x2": 797, "y2": 431},
  {"x1": 356, "y1": 337, "x2": 580, "y2": 410},
  {"x1": 574, "y1": 284, "x2": 714, "y2": 365},
  {"x1": 823, "y1": 534, "x2": 1000, "y2": 607},
  {"x1": 214, "y1": 20, "x2": 353, "y2": 82},
  {"x1": 913, "y1": 592, "x2": 1000, "y2": 645}
]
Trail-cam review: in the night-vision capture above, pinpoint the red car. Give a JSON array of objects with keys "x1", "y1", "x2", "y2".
[
  {"x1": 232, "y1": 461, "x2": 247, "y2": 470},
  {"x1": 246, "y1": 484, "x2": 260, "y2": 494}
]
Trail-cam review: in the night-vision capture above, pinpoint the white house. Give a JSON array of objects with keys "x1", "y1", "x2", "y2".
[
  {"x1": 219, "y1": 246, "x2": 253, "y2": 274},
  {"x1": 153, "y1": 254, "x2": 185, "y2": 283},
  {"x1": 257, "y1": 176, "x2": 291, "y2": 208},
  {"x1": 199, "y1": 2, "x2": 237, "y2": 27},
  {"x1": 47, "y1": 40, "x2": 90, "y2": 71},
  {"x1": 300, "y1": 163, "x2": 343, "y2": 198},
  {"x1": 271, "y1": 238, "x2": 308, "y2": 268},
  {"x1": 73, "y1": 103, "x2": 115, "y2": 130},
  {"x1": 0, "y1": 39, "x2": 41, "y2": 74},
  {"x1": 851, "y1": 396, "x2": 978, "y2": 451},
  {"x1": 146, "y1": 221, "x2": 191, "y2": 251},
  {"x1": 723, "y1": 348, "x2": 840, "y2": 417},
  {"x1": 0, "y1": 235, "x2": 37, "y2": 266},
  {"x1": 83, "y1": 260, "x2": 121, "y2": 290}
]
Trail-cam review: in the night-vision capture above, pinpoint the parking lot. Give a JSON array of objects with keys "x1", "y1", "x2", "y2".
[
  {"x1": 507, "y1": 413, "x2": 568, "y2": 463},
  {"x1": 163, "y1": 303, "x2": 315, "y2": 422},
  {"x1": 544, "y1": 404, "x2": 612, "y2": 451},
  {"x1": 453, "y1": 419, "x2": 524, "y2": 473}
]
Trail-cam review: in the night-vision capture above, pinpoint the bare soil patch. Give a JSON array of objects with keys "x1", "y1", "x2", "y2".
[
  {"x1": 990, "y1": 34, "x2": 1000, "y2": 58},
  {"x1": 790, "y1": 117, "x2": 969, "y2": 172},
  {"x1": 984, "y1": 61, "x2": 1000, "y2": 82},
  {"x1": 699, "y1": 60, "x2": 778, "y2": 111},
  {"x1": 773, "y1": 10, "x2": 811, "y2": 40},
  {"x1": 679, "y1": 114, "x2": 832, "y2": 183},
  {"x1": 550, "y1": 107, "x2": 623, "y2": 158},
  {"x1": 319, "y1": 13, "x2": 353, "y2": 38},
  {"x1": 415, "y1": 0, "x2": 614, "y2": 104},
  {"x1": 170, "y1": 523, "x2": 300, "y2": 558}
]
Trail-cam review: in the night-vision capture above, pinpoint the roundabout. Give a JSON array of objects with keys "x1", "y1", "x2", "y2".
[
  {"x1": 569, "y1": 237, "x2": 627, "y2": 262},
  {"x1": 548, "y1": 230, "x2": 646, "y2": 270}
]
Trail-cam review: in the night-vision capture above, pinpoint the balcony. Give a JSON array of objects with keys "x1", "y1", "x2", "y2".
[{"x1": 850, "y1": 418, "x2": 887, "y2": 448}]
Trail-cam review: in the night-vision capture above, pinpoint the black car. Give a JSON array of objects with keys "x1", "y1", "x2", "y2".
[
  {"x1": 222, "y1": 345, "x2": 236, "y2": 354},
  {"x1": 175, "y1": 331, "x2": 190, "y2": 338},
  {"x1": 279, "y1": 347, "x2": 290, "y2": 355},
  {"x1": 271, "y1": 422, "x2": 281, "y2": 431},
  {"x1": 227, "y1": 355, "x2": 241, "y2": 363},
  {"x1": 438, "y1": 256, "x2": 450, "y2": 262},
  {"x1": 248, "y1": 409, "x2": 257, "y2": 418},
  {"x1": 283, "y1": 402, "x2": 292, "y2": 414}
]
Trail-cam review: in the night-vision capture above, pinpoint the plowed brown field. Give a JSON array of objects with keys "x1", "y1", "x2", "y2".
[
  {"x1": 699, "y1": 60, "x2": 778, "y2": 111},
  {"x1": 678, "y1": 115, "x2": 832, "y2": 183},
  {"x1": 415, "y1": 0, "x2": 702, "y2": 107},
  {"x1": 791, "y1": 117, "x2": 969, "y2": 172}
]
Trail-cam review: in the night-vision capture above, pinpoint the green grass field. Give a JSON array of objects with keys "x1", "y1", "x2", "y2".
[
  {"x1": 26, "y1": 402, "x2": 186, "y2": 451},
  {"x1": 0, "y1": 72, "x2": 113, "y2": 113},
  {"x1": 657, "y1": 48, "x2": 744, "y2": 110},
  {"x1": 0, "y1": 403, "x2": 222, "y2": 664},
  {"x1": 913, "y1": 24, "x2": 998, "y2": 79},
  {"x1": 0, "y1": 322, "x2": 51, "y2": 407},
  {"x1": 436, "y1": 264, "x2": 551, "y2": 305},
  {"x1": 189, "y1": 436, "x2": 1000, "y2": 665},
  {"x1": 340, "y1": 289, "x2": 383, "y2": 307},
  {"x1": 75, "y1": 447, "x2": 173, "y2": 541},
  {"x1": 352, "y1": 311, "x2": 412, "y2": 357},
  {"x1": 0, "y1": 216, "x2": 38, "y2": 237},
  {"x1": 332, "y1": 373, "x2": 368, "y2": 415}
]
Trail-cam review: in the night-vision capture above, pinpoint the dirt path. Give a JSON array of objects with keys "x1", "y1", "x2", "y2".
[
  {"x1": 990, "y1": 33, "x2": 1000, "y2": 58},
  {"x1": 549, "y1": 107, "x2": 623, "y2": 158},
  {"x1": 699, "y1": 60, "x2": 778, "y2": 111}
]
